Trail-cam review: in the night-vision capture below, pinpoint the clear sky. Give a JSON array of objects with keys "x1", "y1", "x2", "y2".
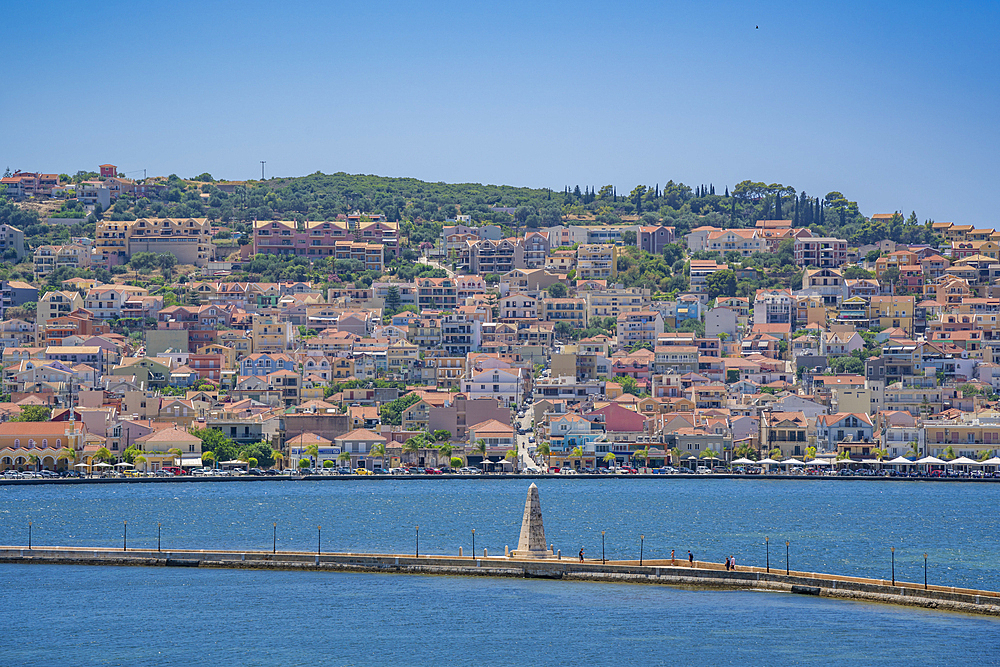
[{"x1": 5, "y1": 0, "x2": 998, "y2": 224}]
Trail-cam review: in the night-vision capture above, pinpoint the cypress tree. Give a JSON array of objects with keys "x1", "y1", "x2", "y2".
[
  {"x1": 793, "y1": 194, "x2": 799, "y2": 226},
  {"x1": 710, "y1": 183, "x2": 715, "y2": 195},
  {"x1": 775, "y1": 192, "x2": 781, "y2": 219},
  {"x1": 725, "y1": 186, "x2": 729, "y2": 197}
]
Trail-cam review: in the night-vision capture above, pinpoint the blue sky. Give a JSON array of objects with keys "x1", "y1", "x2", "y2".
[{"x1": 4, "y1": 1, "x2": 998, "y2": 224}]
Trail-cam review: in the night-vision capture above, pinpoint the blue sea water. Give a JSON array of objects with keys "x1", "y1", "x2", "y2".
[
  {"x1": 1, "y1": 564, "x2": 998, "y2": 666},
  {"x1": 1, "y1": 478, "x2": 996, "y2": 589},
  {"x1": 2, "y1": 478, "x2": 1000, "y2": 665}
]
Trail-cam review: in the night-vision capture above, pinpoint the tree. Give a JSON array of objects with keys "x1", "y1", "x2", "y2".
[
  {"x1": 615, "y1": 375, "x2": 640, "y2": 396},
  {"x1": 554, "y1": 321, "x2": 574, "y2": 339},
  {"x1": 473, "y1": 439, "x2": 488, "y2": 466},
  {"x1": 380, "y1": 393, "x2": 421, "y2": 426},
  {"x1": 633, "y1": 447, "x2": 650, "y2": 470},
  {"x1": 942, "y1": 445, "x2": 956, "y2": 461},
  {"x1": 337, "y1": 451, "x2": 352, "y2": 466},
  {"x1": 547, "y1": 282, "x2": 568, "y2": 298},
  {"x1": 370, "y1": 442, "x2": 387, "y2": 469},
  {"x1": 870, "y1": 448, "x2": 886, "y2": 462},
  {"x1": 298, "y1": 458, "x2": 311, "y2": 470},
  {"x1": 706, "y1": 270, "x2": 737, "y2": 299},
  {"x1": 57, "y1": 447, "x2": 76, "y2": 468},
  {"x1": 432, "y1": 429, "x2": 451, "y2": 442},
  {"x1": 805, "y1": 446, "x2": 817, "y2": 460},
  {"x1": 248, "y1": 457, "x2": 259, "y2": 468},
  {"x1": 603, "y1": 451, "x2": 617, "y2": 469},
  {"x1": 271, "y1": 449, "x2": 284, "y2": 470},
  {"x1": 622, "y1": 230, "x2": 637, "y2": 246},
  {"x1": 536, "y1": 442, "x2": 551, "y2": 469},
  {"x1": 323, "y1": 459, "x2": 334, "y2": 469},
  {"x1": 384, "y1": 285, "x2": 401, "y2": 313},
  {"x1": 11, "y1": 405, "x2": 51, "y2": 422},
  {"x1": 28, "y1": 453, "x2": 40, "y2": 472},
  {"x1": 202, "y1": 450, "x2": 216, "y2": 468},
  {"x1": 305, "y1": 443, "x2": 320, "y2": 467},
  {"x1": 95, "y1": 447, "x2": 113, "y2": 462},
  {"x1": 403, "y1": 437, "x2": 422, "y2": 464},
  {"x1": 907, "y1": 441, "x2": 920, "y2": 458},
  {"x1": 168, "y1": 448, "x2": 183, "y2": 466},
  {"x1": 450, "y1": 456, "x2": 463, "y2": 468},
  {"x1": 133, "y1": 455, "x2": 148, "y2": 472},
  {"x1": 436, "y1": 443, "x2": 453, "y2": 467}
]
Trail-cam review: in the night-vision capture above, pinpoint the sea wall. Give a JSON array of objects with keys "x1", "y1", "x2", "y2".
[{"x1": 3, "y1": 547, "x2": 998, "y2": 617}]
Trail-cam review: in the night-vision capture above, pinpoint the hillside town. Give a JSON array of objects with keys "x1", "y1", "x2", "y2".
[{"x1": 2, "y1": 166, "x2": 1000, "y2": 477}]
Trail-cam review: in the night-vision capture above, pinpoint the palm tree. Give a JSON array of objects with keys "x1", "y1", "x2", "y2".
[
  {"x1": 168, "y1": 448, "x2": 183, "y2": 467},
  {"x1": 805, "y1": 446, "x2": 817, "y2": 461},
  {"x1": 603, "y1": 451, "x2": 617, "y2": 470},
  {"x1": 202, "y1": 450, "x2": 216, "y2": 469},
  {"x1": 536, "y1": 441, "x2": 551, "y2": 470},
  {"x1": 943, "y1": 445, "x2": 956, "y2": 461},
  {"x1": 95, "y1": 447, "x2": 113, "y2": 462},
  {"x1": 271, "y1": 449, "x2": 284, "y2": 471},
  {"x1": 836, "y1": 450, "x2": 851, "y2": 461},
  {"x1": 403, "y1": 437, "x2": 422, "y2": 465},
  {"x1": 133, "y1": 455, "x2": 148, "y2": 473},
  {"x1": 978, "y1": 449, "x2": 994, "y2": 462},
  {"x1": 370, "y1": 442, "x2": 387, "y2": 469},
  {"x1": 633, "y1": 447, "x2": 650, "y2": 471},
  {"x1": 28, "y1": 453, "x2": 40, "y2": 472},
  {"x1": 871, "y1": 448, "x2": 887, "y2": 462},
  {"x1": 570, "y1": 446, "x2": 583, "y2": 470},
  {"x1": 768, "y1": 447, "x2": 783, "y2": 460},
  {"x1": 436, "y1": 443, "x2": 453, "y2": 467},
  {"x1": 337, "y1": 450, "x2": 352, "y2": 467},
  {"x1": 304, "y1": 443, "x2": 320, "y2": 467},
  {"x1": 57, "y1": 447, "x2": 76, "y2": 470},
  {"x1": 701, "y1": 448, "x2": 719, "y2": 465},
  {"x1": 473, "y1": 439, "x2": 488, "y2": 468},
  {"x1": 907, "y1": 441, "x2": 920, "y2": 458}
]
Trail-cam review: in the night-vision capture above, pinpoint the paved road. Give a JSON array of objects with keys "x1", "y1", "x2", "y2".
[
  {"x1": 515, "y1": 411, "x2": 540, "y2": 471},
  {"x1": 418, "y1": 255, "x2": 455, "y2": 278}
]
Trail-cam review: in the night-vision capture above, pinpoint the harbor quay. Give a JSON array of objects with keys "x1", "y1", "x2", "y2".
[{"x1": 3, "y1": 545, "x2": 999, "y2": 617}]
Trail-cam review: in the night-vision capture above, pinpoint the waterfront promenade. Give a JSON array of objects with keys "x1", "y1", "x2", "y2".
[
  {"x1": 3, "y1": 544, "x2": 999, "y2": 617},
  {"x1": 2, "y1": 472, "x2": 999, "y2": 486}
]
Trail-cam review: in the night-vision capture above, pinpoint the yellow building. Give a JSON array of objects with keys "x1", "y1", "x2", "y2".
[
  {"x1": 252, "y1": 314, "x2": 292, "y2": 353},
  {"x1": 868, "y1": 296, "x2": 915, "y2": 334}
]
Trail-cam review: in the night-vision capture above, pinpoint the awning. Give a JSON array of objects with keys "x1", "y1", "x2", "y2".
[
  {"x1": 916, "y1": 456, "x2": 947, "y2": 465},
  {"x1": 181, "y1": 458, "x2": 203, "y2": 467},
  {"x1": 949, "y1": 456, "x2": 981, "y2": 465},
  {"x1": 886, "y1": 456, "x2": 915, "y2": 465}
]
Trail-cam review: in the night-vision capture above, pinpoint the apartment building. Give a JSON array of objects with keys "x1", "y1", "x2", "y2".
[
  {"x1": 794, "y1": 237, "x2": 848, "y2": 268},
  {"x1": 576, "y1": 244, "x2": 618, "y2": 280},
  {"x1": 616, "y1": 311, "x2": 664, "y2": 350},
  {"x1": 468, "y1": 238, "x2": 525, "y2": 275},
  {"x1": 34, "y1": 243, "x2": 92, "y2": 280},
  {"x1": 585, "y1": 287, "x2": 650, "y2": 320},
  {"x1": 94, "y1": 217, "x2": 213, "y2": 267},
  {"x1": 84, "y1": 285, "x2": 149, "y2": 320},
  {"x1": 689, "y1": 260, "x2": 726, "y2": 297},
  {"x1": 540, "y1": 298, "x2": 588, "y2": 330},
  {"x1": 417, "y1": 277, "x2": 459, "y2": 310},
  {"x1": 0, "y1": 224, "x2": 25, "y2": 261}
]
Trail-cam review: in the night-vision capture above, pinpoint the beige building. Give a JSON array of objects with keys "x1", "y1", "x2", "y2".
[
  {"x1": 576, "y1": 244, "x2": 618, "y2": 280},
  {"x1": 253, "y1": 314, "x2": 293, "y2": 352},
  {"x1": 37, "y1": 291, "x2": 84, "y2": 328}
]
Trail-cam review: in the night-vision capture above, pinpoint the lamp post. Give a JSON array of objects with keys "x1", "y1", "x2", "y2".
[
  {"x1": 157, "y1": 522, "x2": 161, "y2": 552},
  {"x1": 766, "y1": 537, "x2": 769, "y2": 573},
  {"x1": 415, "y1": 525, "x2": 419, "y2": 558},
  {"x1": 640, "y1": 535, "x2": 644, "y2": 566},
  {"x1": 123, "y1": 521, "x2": 127, "y2": 552},
  {"x1": 785, "y1": 540, "x2": 789, "y2": 576},
  {"x1": 891, "y1": 547, "x2": 895, "y2": 586},
  {"x1": 924, "y1": 553, "x2": 928, "y2": 590},
  {"x1": 471, "y1": 529, "x2": 475, "y2": 559},
  {"x1": 602, "y1": 531, "x2": 606, "y2": 565},
  {"x1": 28, "y1": 521, "x2": 31, "y2": 550},
  {"x1": 317, "y1": 526, "x2": 321, "y2": 555},
  {"x1": 273, "y1": 523, "x2": 277, "y2": 554}
]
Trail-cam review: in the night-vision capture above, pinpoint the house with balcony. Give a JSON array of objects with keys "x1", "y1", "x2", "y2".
[
  {"x1": 706, "y1": 229, "x2": 764, "y2": 255},
  {"x1": 540, "y1": 298, "x2": 588, "y2": 330},
  {"x1": 816, "y1": 413, "x2": 874, "y2": 452},
  {"x1": 616, "y1": 310, "x2": 664, "y2": 350},
  {"x1": 576, "y1": 244, "x2": 618, "y2": 280},
  {"x1": 462, "y1": 367, "x2": 524, "y2": 408},
  {"x1": 794, "y1": 237, "x2": 848, "y2": 268}
]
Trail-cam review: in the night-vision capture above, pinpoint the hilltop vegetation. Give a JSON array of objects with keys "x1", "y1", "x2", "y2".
[{"x1": 4, "y1": 171, "x2": 939, "y2": 253}]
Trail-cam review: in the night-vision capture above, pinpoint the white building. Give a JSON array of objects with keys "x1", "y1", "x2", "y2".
[{"x1": 462, "y1": 367, "x2": 524, "y2": 408}]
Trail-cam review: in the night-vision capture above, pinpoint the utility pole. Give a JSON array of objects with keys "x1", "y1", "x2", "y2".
[{"x1": 261, "y1": 161, "x2": 266, "y2": 180}]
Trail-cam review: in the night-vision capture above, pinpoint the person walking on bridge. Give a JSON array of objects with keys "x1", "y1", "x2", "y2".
[
  {"x1": 688, "y1": 550, "x2": 694, "y2": 567},
  {"x1": 579, "y1": 548, "x2": 585, "y2": 562}
]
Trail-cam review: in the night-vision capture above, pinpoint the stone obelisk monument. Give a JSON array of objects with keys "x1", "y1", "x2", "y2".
[{"x1": 513, "y1": 483, "x2": 553, "y2": 558}]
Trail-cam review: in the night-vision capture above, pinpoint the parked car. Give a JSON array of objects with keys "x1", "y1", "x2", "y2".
[
  {"x1": 354, "y1": 468, "x2": 373, "y2": 476},
  {"x1": 696, "y1": 466, "x2": 712, "y2": 474}
]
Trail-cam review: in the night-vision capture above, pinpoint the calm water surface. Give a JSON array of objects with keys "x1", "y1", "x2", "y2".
[
  {"x1": 1, "y1": 478, "x2": 996, "y2": 589},
  {"x1": 1, "y1": 564, "x2": 998, "y2": 666}
]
